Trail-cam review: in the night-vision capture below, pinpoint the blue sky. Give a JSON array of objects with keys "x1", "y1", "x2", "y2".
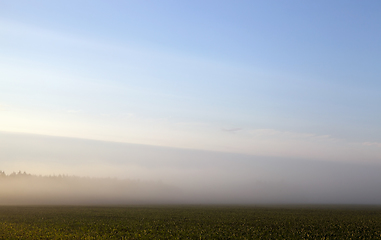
[{"x1": 1, "y1": 1, "x2": 381, "y2": 163}]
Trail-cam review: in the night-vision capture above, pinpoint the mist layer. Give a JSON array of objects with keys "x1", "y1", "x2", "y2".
[{"x1": 1, "y1": 132, "x2": 381, "y2": 205}]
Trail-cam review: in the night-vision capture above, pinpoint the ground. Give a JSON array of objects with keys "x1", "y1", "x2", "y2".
[{"x1": 0, "y1": 205, "x2": 380, "y2": 239}]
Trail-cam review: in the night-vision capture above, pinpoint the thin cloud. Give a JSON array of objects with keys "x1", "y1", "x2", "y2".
[
  {"x1": 363, "y1": 142, "x2": 381, "y2": 147},
  {"x1": 248, "y1": 128, "x2": 335, "y2": 142},
  {"x1": 222, "y1": 128, "x2": 242, "y2": 132},
  {"x1": 233, "y1": 128, "x2": 381, "y2": 162},
  {"x1": 67, "y1": 110, "x2": 81, "y2": 114}
]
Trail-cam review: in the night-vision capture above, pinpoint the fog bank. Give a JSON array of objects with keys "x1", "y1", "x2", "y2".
[
  {"x1": 1, "y1": 132, "x2": 381, "y2": 205},
  {"x1": 0, "y1": 172, "x2": 180, "y2": 205}
]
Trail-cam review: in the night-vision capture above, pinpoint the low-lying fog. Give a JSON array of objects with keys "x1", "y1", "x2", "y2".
[{"x1": 1, "y1": 132, "x2": 381, "y2": 205}]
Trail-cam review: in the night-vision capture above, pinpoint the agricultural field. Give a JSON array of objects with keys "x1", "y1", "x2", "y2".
[{"x1": 0, "y1": 206, "x2": 380, "y2": 239}]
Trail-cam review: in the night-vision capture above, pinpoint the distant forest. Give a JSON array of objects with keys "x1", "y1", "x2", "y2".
[
  {"x1": 0, "y1": 171, "x2": 179, "y2": 205},
  {"x1": 0, "y1": 170, "x2": 136, "y2": 181}
]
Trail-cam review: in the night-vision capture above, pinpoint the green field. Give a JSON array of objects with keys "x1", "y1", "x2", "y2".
[{"x1": 0, "y1": 206, "x2": 380, "y2": 239}]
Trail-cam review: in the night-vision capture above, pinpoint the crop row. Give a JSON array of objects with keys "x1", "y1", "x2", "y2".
[{"x1": 0, "y1": 206, "x2": 380, "y2": 239}]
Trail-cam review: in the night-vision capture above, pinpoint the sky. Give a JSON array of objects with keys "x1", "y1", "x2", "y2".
[{"x1": 1, "y1": 1, "x2": 381, "y2": 204}]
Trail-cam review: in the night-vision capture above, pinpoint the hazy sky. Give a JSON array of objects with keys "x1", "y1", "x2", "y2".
[
  {"x1": 2, "y1": 132, "x2": 381, "y2": 205},
  {"x1": 1, "y1": 1, "x2": 381, "y2": 204}
]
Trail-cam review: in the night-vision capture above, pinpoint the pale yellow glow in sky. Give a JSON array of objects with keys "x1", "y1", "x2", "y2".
[{"x1": 1, "y1": 106, "x2": 380, "y2": 164}]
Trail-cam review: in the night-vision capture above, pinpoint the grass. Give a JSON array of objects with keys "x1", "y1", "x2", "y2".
[{"x1": 0, "y1": 205, "x2": 380, "y2": 239}]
